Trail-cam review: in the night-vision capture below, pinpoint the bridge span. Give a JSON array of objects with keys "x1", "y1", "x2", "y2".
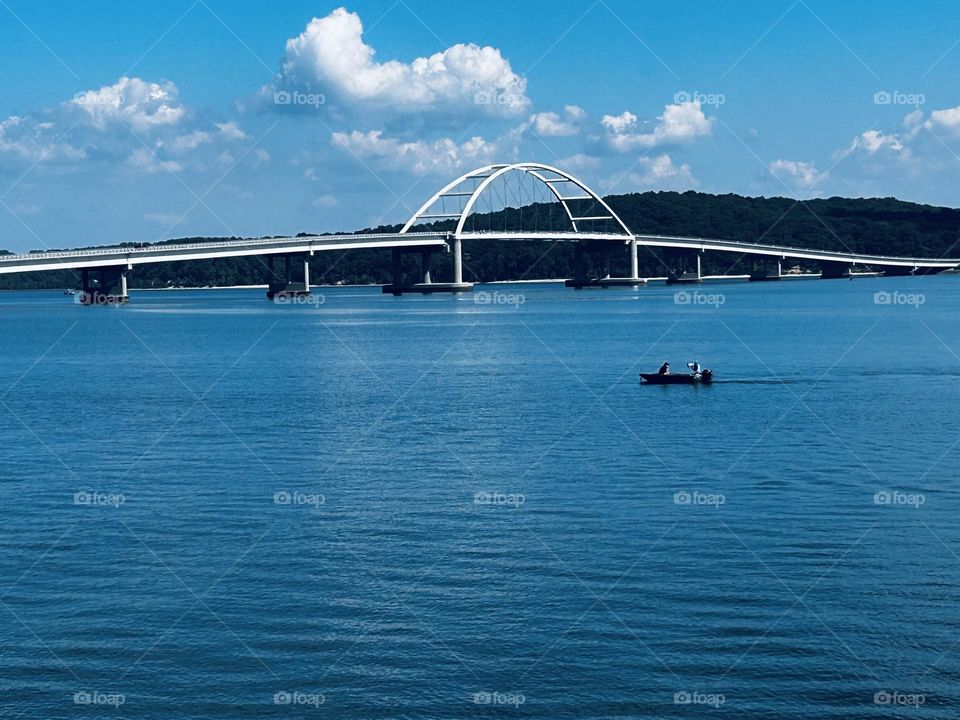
[{"x1": 0, "y1": 161, "x2": 956, "y2": 302}]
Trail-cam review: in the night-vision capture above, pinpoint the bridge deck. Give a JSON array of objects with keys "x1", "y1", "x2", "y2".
[
  {"x1": 456, "y1": 231, "x2": 959, "y2": 268},
  {"x1": 0, "y1": 229, "x2": 956, "y2": 275},
  {"x1": 0, "y1": 232, "x2": 447, "y2": 274}
]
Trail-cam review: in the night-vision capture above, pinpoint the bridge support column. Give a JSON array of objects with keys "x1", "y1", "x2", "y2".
[
  {"x1": 452, "y1": 236, "x2": 463, "y2": 285},
  {"x1": 382, "y1": 245, "x2": 473, "y2": 295},
  {"x1": 749, "y1": 258, "x2": 783, "y2": 281},
  {"x1": 567, "y1": 240, "x2": 649, "y2": 288},
  {"x1": 266, "y1": 253, "x2": 311, "y2": 299},
  {"x1": 565, "y1": 243, "x2": 589, "y2": 288},
  {"x1": 599, "y1": 245, "x2": 611, "y2": 280},
  {"x1": 79, "y1": 267, "x2": 129, "y2": 305},
  {"x1": 666, "y1": 250, "x2": 703, "y2": 285},
  {"x1": 421, "y1": 249, "x2": 432, "y2": 284},
  {"x1": 820, "y1": 260, "x2": 853, "y2": 279}
]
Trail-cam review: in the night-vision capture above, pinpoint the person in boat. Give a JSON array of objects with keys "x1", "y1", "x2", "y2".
[
  {"x1": 688, "y1": 361, "x2": 701, "y2": 375},
  {"x1": 658, "y1": 361, "x2": 670, "y2": 375}
]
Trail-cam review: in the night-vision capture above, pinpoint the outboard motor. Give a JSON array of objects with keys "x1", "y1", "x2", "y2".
[{"x1": 701, "y1": 369, "x2": 713, "y2": 383}]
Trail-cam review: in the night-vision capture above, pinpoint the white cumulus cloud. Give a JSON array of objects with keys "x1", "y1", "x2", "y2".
[
  {"x1": 624, "y1": 154, "x2": 697, "y2": 190},
  {"x1": 769, "y1": 159, "x2": 826, "y2": 190},
  {"x1": 70, "y1": 77, "x2": 186, "y2": 131},
  {"x1": 216, "y1": 121, "x2": 248, "y2": 141},
  {"x1": 924, "y1": 106, "x2": 960, "y2": 137},
  {"x1": 271, "y1": 7, "x2": 529, "y2": 117},
  {"x1": 844, "y1": 129, "x2": 906, "y2": 156},
  {"x1": 166, "y1": 130, "x2": 212, "y2": 155},
  {"x1": 529, "y1": 105, "x2": 585, "y2": 137},
  {"x1": 0, "y1": 116, "x2": 86, "y2": 163},
  {"x1": 331, "y1": 128, "x2": 519, "y2": 175},
  {"x1": 602, "y1": 101, "x2": 714, "y2": 152},
  {"x1": 127, "y1": 147, "x2": 183, "y2": 175}
]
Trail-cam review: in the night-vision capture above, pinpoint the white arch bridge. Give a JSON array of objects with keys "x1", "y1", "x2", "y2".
[{"x1": 0, "y1": 161, "x2": 956, "y2": 302}]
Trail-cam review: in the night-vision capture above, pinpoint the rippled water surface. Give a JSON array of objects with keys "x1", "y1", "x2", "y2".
[{"x1": 1, "y1": 277, "x2": 959, "y2": 718}]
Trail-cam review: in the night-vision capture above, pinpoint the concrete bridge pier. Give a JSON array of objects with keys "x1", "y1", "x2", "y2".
[
  {"x1": 820, "y1": 260, "x2": 853, "y2": 279},
  {"x1": 382, "y1": 244, "x2": 473, "y2": 295},
  {"x1": 79, "y1": 266, "x2": 129, "y2": 305},
  {"x1": 564, "y1": 242, "x2": 590, "y2": 288},
  {"x1": 749, "y1": 257, "x2": 783, "y2": 281},
  {"x1": 597, "y1": 239, "x2": 648, "y2": 286},
  {"x1": 266, "y1": 253, "x2": 311, "y2": 299},
  {"x1": 566, "y1": 240, "x2": 648, "y2": 288},
  {"x1": 666, "y1": 250, "x2": 703, "y2": 285}
]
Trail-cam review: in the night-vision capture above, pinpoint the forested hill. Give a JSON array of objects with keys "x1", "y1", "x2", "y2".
[
  {"x1": 2, "y1": 191, "x2": 959, "y2": 290},
  {"x1": 606, "y1": 192, "x2": 960, "y2": 259}
]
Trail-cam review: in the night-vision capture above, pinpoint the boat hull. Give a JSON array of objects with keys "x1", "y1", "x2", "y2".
[{"x1": 639, "y1": 373, "x2": 712, "y2": 385}]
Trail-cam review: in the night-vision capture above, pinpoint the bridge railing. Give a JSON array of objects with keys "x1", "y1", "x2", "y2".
[
  {"x1": 0, "y1": 231, "x2": 446, "y2": 263},
  {"x1": 632, "y1": 233, "x2": 960, "y2": 265}
]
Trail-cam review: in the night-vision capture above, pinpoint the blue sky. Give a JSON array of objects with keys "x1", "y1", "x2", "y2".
[{"x1": 1, "y1": 0, "x2": 959, "y2": 250}]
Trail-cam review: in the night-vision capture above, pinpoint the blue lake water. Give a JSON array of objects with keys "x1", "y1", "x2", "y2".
[{"x1": 1, "y1": 277, "x2": 959, "y2": 718}]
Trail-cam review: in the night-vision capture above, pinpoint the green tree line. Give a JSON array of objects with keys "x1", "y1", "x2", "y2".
[{"x1": 2, "y1": 190, "x2": 958, "y2": 290}]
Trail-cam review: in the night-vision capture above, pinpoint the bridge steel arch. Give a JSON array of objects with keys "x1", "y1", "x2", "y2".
[{"x1": 401, "y1": 162, "x2": 637, "y2": 283}]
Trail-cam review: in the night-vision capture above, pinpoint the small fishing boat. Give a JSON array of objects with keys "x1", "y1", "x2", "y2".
[{"x1": 640, "y1": 369, "x2": 713, "y2": 384}]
